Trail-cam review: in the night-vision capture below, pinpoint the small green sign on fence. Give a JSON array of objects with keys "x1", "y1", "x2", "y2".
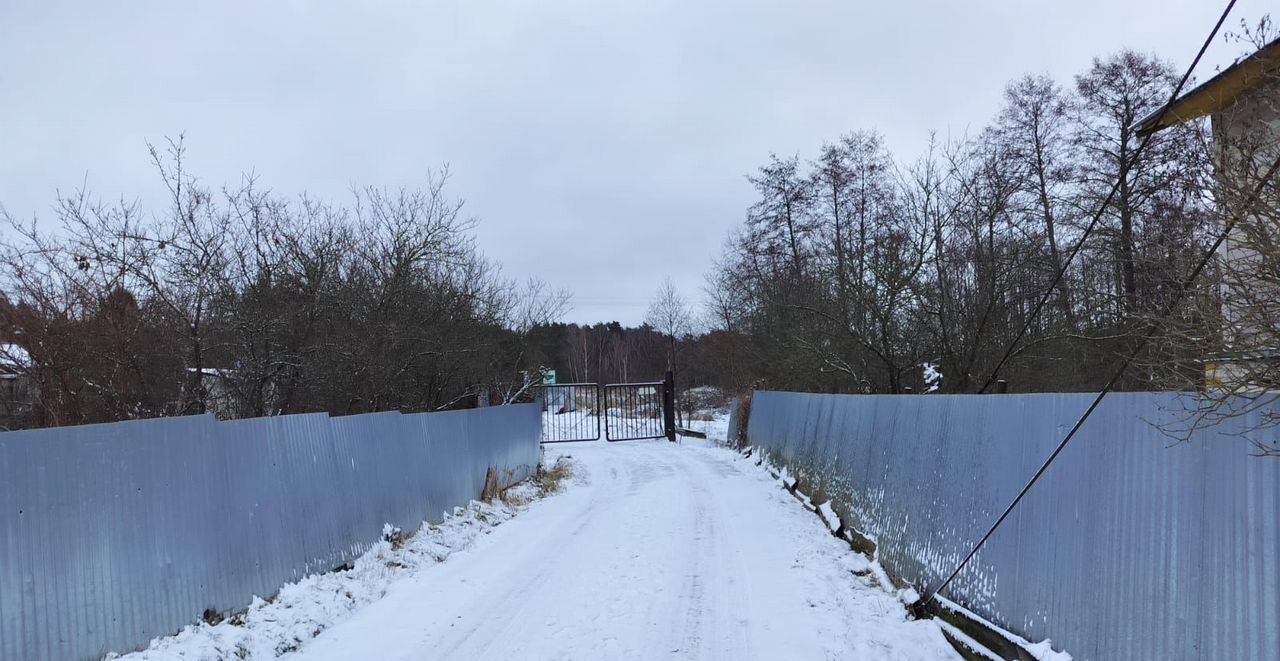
[{"x1": 542, "y1": 370, "x2": 556, "y2": 385}]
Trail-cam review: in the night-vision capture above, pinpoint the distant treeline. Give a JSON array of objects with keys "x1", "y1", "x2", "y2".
[{"x1": 522, "y1": 321, "x2": 745, "y2": 394}]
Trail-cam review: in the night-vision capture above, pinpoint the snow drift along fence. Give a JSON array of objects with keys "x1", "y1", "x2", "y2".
[
  {"x1": 0, "y1": 404, "x2": 541, "y2": 661},
  {"x1": 746, "y1": 390, "x2": 1280, "y2": 661}
]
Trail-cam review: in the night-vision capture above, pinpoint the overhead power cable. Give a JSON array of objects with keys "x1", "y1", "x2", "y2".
[
  {"x1": 976, "y1": 0, "x2": 1240, "y2": 394},
  {"x1": 918, "y1": 0, "x2": 1250, "y2": 610},
  {"x1": 920, "y1": 149, "x2": 1280, "y2": 611}
]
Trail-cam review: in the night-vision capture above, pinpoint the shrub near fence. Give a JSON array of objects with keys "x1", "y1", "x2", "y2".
[
  {"x1": 0, "y1": 404, "x2": 541, "y2": 661},
  {"x1": 746, "y1": 390, "x2": 1280, "y2": 661}
]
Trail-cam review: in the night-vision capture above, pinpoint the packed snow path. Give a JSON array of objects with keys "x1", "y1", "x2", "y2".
[{"x1": 291, "y1": 439, "x2": 960, "y2": 661}]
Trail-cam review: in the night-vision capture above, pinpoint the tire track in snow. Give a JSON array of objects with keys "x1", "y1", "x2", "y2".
[
  {"x1": 286, "y1": 439, "x2": 961, "y2": 661},
  {"x1": 678, "y1": 446, "x2": 754, "y2": 661},
  {"x1": 429, "y1": 444, "x2": 642, "y2": 660}
]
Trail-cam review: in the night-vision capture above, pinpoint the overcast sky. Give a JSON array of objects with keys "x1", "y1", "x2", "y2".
[{"x1": 0, "y1": 1, "x2": 1261, "y2": 325}]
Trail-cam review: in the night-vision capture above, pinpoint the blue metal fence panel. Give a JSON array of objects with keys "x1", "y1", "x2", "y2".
[
  {"x1": 746, "y1": 390, "x2": 1280, "y2": 661},
  {"x1": 0, "y1": 404, "x2": 541, "y2": 661}
]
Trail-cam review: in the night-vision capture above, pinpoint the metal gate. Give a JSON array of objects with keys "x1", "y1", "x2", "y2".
[
  {"x1": 537, "y1": 383, "x2": 601, "y2": 442},
  {"x1": 604, "y1": 381, "x2": 668, "y2": 441},
  {"x1": 537, "y1": 373, "x2": 675, "y2": 443}
]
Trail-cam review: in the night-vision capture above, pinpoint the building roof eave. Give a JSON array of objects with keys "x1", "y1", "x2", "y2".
[{"x1": 1134, "y1": 36, "x2": 1280, "y2": 136}]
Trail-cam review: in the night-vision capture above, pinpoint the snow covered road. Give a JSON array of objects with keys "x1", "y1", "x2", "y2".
[{"x1": 289, "y1": 439, "x2": 959, "y2": 661}]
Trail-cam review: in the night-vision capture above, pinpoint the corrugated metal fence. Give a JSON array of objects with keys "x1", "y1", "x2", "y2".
[
  {"x1": 746, "y1": 391, "x2": 1279, "y2": 661},
  {"x1": 0, "y1": 404, "x2": 541, "y2": 661}
]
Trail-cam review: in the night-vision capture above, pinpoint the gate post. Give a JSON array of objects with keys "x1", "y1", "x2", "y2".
[{"x1": 663, "y1": 370, "x2": 676, "y2": 442}]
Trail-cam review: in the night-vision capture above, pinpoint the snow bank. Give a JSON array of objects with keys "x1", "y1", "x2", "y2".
[
  {"x1": 744, "y1": 447, "x2": 1070, "y2": 661},
  {"x1": 678, "y1": 410, "x2": 732, "y2": 446},
  {"x1": 817, "y1": 500, "x2": 843, "y2": 533}
]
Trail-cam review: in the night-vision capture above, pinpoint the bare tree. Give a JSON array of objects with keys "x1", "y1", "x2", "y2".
[
  {"x1": 994, "y1": 74, "x2": 1078, "y2": 326},
  {"x1": 646, "y1": 278, "x2": 693, "y2": 423},
  {"x1": 746, "y1": 154, "x2": 814, "y2": 274},
  {"x1": 1074, "y1": 51, "x2": 1202, "y2": 321},
  {"x1": 646, "y1": 277, "x2": 692, "y2": 373},
  {"x1": 492, "y1": 278, "x2": 571, "y2": 404},
  {"x1": 0, "y1": 139, "x2": 577, "y2": 428},
  {"x1": 703, "y1": 47, "x2": 1218, "y2": 397}
]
